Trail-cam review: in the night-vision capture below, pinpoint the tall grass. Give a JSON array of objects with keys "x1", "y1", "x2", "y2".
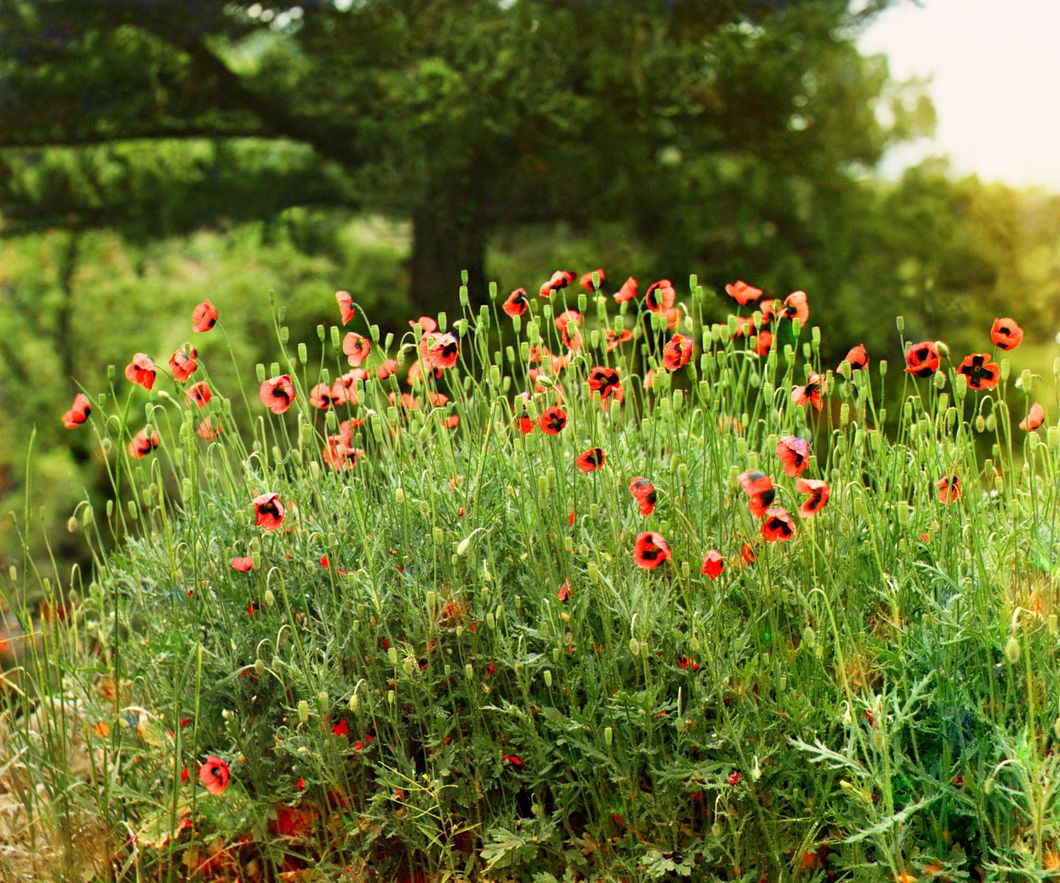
[{"x1": 1, "y1": 273, "x2": 1057, "y2": 881}]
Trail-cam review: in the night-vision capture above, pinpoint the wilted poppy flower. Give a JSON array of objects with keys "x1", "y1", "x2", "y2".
[
  {"x1": 604, "y1": 328, "x2": 633, "y2": 352},
  {"x1": 253, "y1": 493, "x2": 285, "y2": 530},
  {"x1": 796, "y1": 479, "x2": 831, "y2": 517},
  {"x1": 776, "y1": 436, "x2": 810, "y2": 477},
  {"x1": 633, "y1": 531, "x2": 671, "y2": 569},
  {"x1": 935, "y1": 475, "x2": 961, "y2": 504},
  {"x1": 738, "y1": 470, "x2": 776, "y2": 519},
  {"x1": 701, "y1": 549, "x2": 724, "y2": 580},
  {"x1": 62, "y1": 393, "x2": 91, "y2": 429},
  {"x1": 199, "y1": 756, "x2": 230, "y2": 795},
  {"x1": 342, "y1": 333, "x2": 371, "y2": 368},
  {"x1": 576, "y1": 447, "x2": 606, "y2": 473},
  {"x1": 629, "y1": 476, "x2": 657, "y2": 517},
  {"x1": 540, "y1": 406, "x2": 567, "y2": 435},
  {"x1": 539, "y1": 270, "x2": 574, "y2": 298},
  {"x1": 125, "y1": 354, "x2": 156, "y2": 391},
  {"x1": 580, "y1": 268, "x2": 605, "y2": 291},
  {"x1": 956, "y1": 353, "x2": 1000, "y2": 391},
  {"x1": 1020, "y1": 403, "x2": 1045, "y2": 431},
  {"x1": 792, "y1": 372, "x2": 824, "y2": 410},
  {"x1": 187, "y1": 382, "x2": 211, "y2": 409},
  {"x1": 990, "y1": 317, "x2": 1023, "y2": 351},
  {"x1": 335, "y1": 290, "x2": 356, "y2": 325},
  {"x1": 503, "y1": 288, "x2": 529, "y2": 318},
  {"x1": 905, "y1": 341, "x2": 941, "y2": 378},
  {"x1": 309, "y1": 383, "x2": 336, "y2": 410},
  {"x1": 128, "y1": 429, "x2": 160, "y2": 458},
  {"x1": 587, "y1": 366, "x2": 623, "y2": 403},
  {"x1": 557, "y1": 579, "x2": 572, "y2": 604},
  {"x1": 230, "y1": 557, "x2": 254, "y2": 573},
  {"x1": 645, "y1": 279, "x2": 676, "y2": 314},
  {"x1": 725, "y1": 280, "x2": 763, "y2": 306},
  {"x1": 196, "y1": 418, "x2": 221, "y2": 440},
  {"x1": 260, "y1": 375, "x2": 295, "y2": 414},
  {"x1": 613, "y1": 276, "x2": 638, "y2": 304},
  {"x1": 192, "y1": 300, "x2": 218, "y2": 333},
  {"x1": 843, "y1": 343, "x2": 869, "y2": 372},
  {"x1": 780, "y1": 290, "x2": 809, "y2": 325},
  {"x1": 663, "y1": 334, "x2": 694, "y2": 371},
  {"x1": 761, "y1": 508, "x2": 796, "y2": 542},
  {"x1": 169, "y1": 345, "x2": 197, "y2": 382}
]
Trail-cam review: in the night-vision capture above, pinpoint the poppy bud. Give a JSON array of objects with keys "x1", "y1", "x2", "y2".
[
  {"x1": 297, "y1": 342, "x2": 308, "y2": 365},
  {"x1": 127, "y1": 501, "x2": 138, "y2": 520},
  {"x1": 254, "y1": 658, "x2": 265, "y2": 675},
  {"x1": 298, "y1": 700, "x2": 309, "y2": 723},
  {"x1": 485, "y1": 613, "x2": 495, "y2": 630},
  {"x1": 975, "y1": 416, "x2": 986, "y2": 433},
  {"x1": 983, "y1": 777, "x2": 994, "y2": 795},
  {"x1": 81, "y1": 505, "x2": 94, "y2": 528},
  {"x1": 264, "y1": 589, "x2": 275, "y2": 608},
  {"x1": 435, "y1": 311, "x2": 447, "y2": 333},
  {"x1": 933, "y1": 370, "x2": 946, "y2": 390},
  {"x1": 495, "y1": 603, "x2": 505, "y2": 622},
  {"x1": 388, "y1": 646, "x2": 398, "y2": 666},
  {"x1": 403, "y1": 657, "x2": 415, "y2": 676},
  {"x1": 388, "y1": 689, "x2": 395, "y2": 705},
  {"x1": 1004, "y1": 636, "x2": 1020, "y2": 664},
  {"x1": 985, "y1": 414, "x2": 996, "y2": 432},
  {"x1": 604, "y1": 726, "x2": 613, "y2": 748},
  {"x1": 802, "y1": 626, "x2": 816, "y2": 648},
  {"x1": 878, "y1": 359, "x2": 888, "y2": 378},
  {"x1": 67, "y1": 516, "x2": 78, "y2": 533},
  {"x1": 279, "y1": 326, "x2": 290, "y2": 344},
  {"x1": 1049, "y1": 615, "x2": 1058, "y2": 636},
  {"x1": 8, "y1": 566, "x2": 15, "y2": 583},
  {"x1": 629, "y1": 638, "x2": 640, "y2": 658},
  {"x1": 465, "y1": 663, "x2": 474, "y2": 681},
  {"x1": 107, "y1": 364, "x2": 116, "y2": 380}
]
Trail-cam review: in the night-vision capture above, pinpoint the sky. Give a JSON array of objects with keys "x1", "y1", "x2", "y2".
[{"x1": 858, "y1": 0, "x2": 1060, "y2": 190}]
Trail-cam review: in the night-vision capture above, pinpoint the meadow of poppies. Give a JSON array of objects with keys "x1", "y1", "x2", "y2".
[{"x1": 2, "y1": 270, "x2": 1058, "y2": 881}]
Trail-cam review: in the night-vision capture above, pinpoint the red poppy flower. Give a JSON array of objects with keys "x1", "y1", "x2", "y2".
[
  {"x1": 776, "y1": 436, "x2": 810, "y2": 477},
  {"x1": 420, "y1": 332, "x2": 459, "y2": 370},
  {"x1": 540, "y1": 406, "x2": 567, "y2": 435},
  {"x1": 187, "y1": 382, "x2": 211, "y2": 409},
  {"x1": 780, "y1": 290, "x2": 809, "y2": 325},
  {"x1": 342, "y1": 333, "x2": 371, "y2": 368},
  {"x1": 990, "y1": 317, "x2": 1023, "y2": 351},
  {"x1": 331, "y1": 719, "x2": 349, "y2": 738},
  {"x1": 516, "y1": 408, "x2": 535, "y2": 436},
  {"x1": 125, "y1": 354, "x2": 156, "y2": 391},
  {"x1": 375, "y1": 358, "x2": 397, "y2": 380},
  {"x1": 389, "y1": 391, "x2": 421, "y2": 412},
  {"x1": 613, "y1": 276, "x2": 638, "y2": 304},
  {"x1": 725, "y1": 280, "x2": 763, "y2": 306},
  {"x1": 754, "y1": 329, "x2": 773, "y2": 358},
  {"x1": 557, "y1": 579, "x2": 571, "y2": 604},
  {"x1": 128, "y1": 429, "x2": 159, "y2": 458},
  {"x1": 701, "y1": 549, "x2": 724, "y2": 580},
  {"x1": 576, "y1": 447, "x2": 606, "y2": 473},
  {"x1": 1020, "y1": 403, "x2": 1045, "y2": 431},
  {"x1": 741, "y1": 543, "x2": 757, "y2": 564},
  {"x1": 761, "y1": 508, "x2": 796, "y2": 542},
  {"x1": 587, "y1": 366, "x2": 623, "y2": 403},
  {"x1": 503, "y1": 288, "x2": 529, "y2": 318},
  {"x1": 411, "y1": 315, "x2": 438, "y2": 333},
  {"x1": 230, "y1": 557, "x2": 254, "y2": 572},
  {"x1": 732, "y1": 315, "x2": 756, "y2": 339},
  {"x1": 309, "y1": 383, "x2": 336, "y2": 410},
  {"x1": 169, "y1": 345, "x2": 197, "y2": 382},
  {"x1": 539, "y1": 270, "x2": 574, "y2": 298},
  {"x1": 663, "y1": 334, "x2": 693, "y2": 371},
  {"x1": 62, "y1": 393, "x2": 91, "y2": 429},
  {"x1": 199, "y1": 756, "x2": 230, "y2": 796},
  {"x1": 335, "y1": 290, "x2": 356, "y2": 325},
  {"x1": 580, "y1": 268, "x2": 605, "y2": 291},
  {"x1": 905, "y1": 341, "x2": 941, "y2": 378},
  {"x1": 196, "y1": 418, "x2": 221, "y2": 440},
  {"x1": 935, "y1": 475, "x2": 961, "y2": 504},
  {"x1": 633, "y1": 531, "x2": 671, "y2": 570},
  {"x1": 260, "y1": 375, "x2": 295, "y2": 414},
  {"x1": 738, "y1": 470, "x2": 776, "y2": 519},
  {"x1": 676, "y1": 654, "x2": 700, "y2": 671},
  {"x1": 843, "y1": 343, "x2": 869, "y2": 372},
  {"x1": 795, "y1": 479, "x2": 831, "y2": 517},
  {"x1": 604, "y1": 328, "x2": 633, "y2": 352},
  {"x1": 253, "y1": 493, "x2": 285, "y2": 530},
  {"x1": 645, "y1": 280, "x2": 676, "y2": 313},
  {"x1": 792, "y1": 372, "x2": 824, "y2": 410},
  {"x1": 192, "y1": 300, "x2": 218, "y2": 333},
  {"x1": 629, "y1": 476, "x2": 657, "y2": 517},
  {"x1": 956, "y1": 353, "x2": 1000, "y2": 391}
]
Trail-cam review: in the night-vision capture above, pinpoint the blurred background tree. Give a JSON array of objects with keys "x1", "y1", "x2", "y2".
[{"x1": 0, "y1": 0, "x2": 1056, "y2": 579}]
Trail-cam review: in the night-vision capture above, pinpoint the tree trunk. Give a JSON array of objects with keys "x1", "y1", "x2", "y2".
[{"x1": 409, "y1": 186, "x2": 487, "y2": 318}]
